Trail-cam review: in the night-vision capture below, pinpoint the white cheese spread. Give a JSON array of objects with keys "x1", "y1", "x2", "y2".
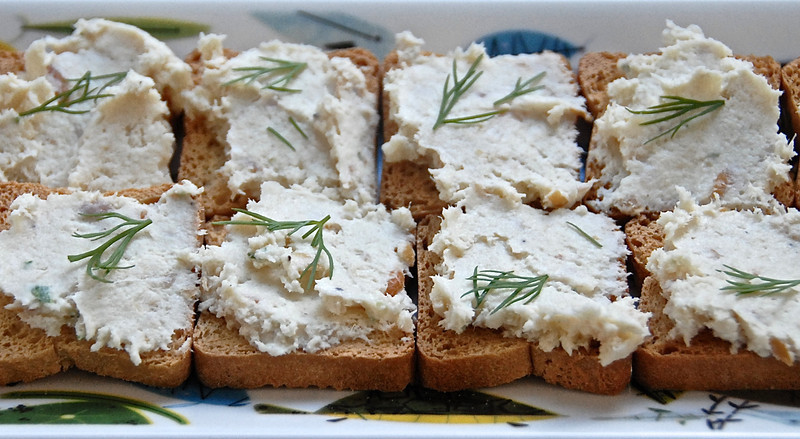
[
  {"x1": 0, "y1": 182, "x2": 202, "y2": 365},
  {"x1": 0, "y1": 18, "x2": 191, "y2": 191},
  {"x1": 192, "y1": 181, "x2": 416, "y2": 356},
  {"x1": 646, "y1": 190, "x2": 800, "y2": 365},
  {"x1": 182, "y1": 35, "x2": 378, "y2": 204},
  {"x1": 587, "y1": 21, "x2": 794, "y2": 216},
  {"x1": 381, "y1": 32, "x2": 591, "y2": 208},
  {"x1": 429, "y1": 189, "x2": 650, "y2": 365}
]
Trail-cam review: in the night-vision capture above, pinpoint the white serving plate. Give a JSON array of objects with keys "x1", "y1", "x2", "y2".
[{"x1": 2, "y1": 1, "x2": 800, "y2": 438}]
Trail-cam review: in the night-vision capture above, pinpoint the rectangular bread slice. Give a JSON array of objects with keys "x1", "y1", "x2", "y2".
[
  {"x1": 193, "y1": 312, "x2": 414, "y2": 391},
  {"x1": 631, "y1": 195, "x2": 800, "y2": 391},
  {"x1": 579, "y1": 49, "x2": 795, "y2": 217},
  {"x1": 179, "y1": 46, "x2": 381, "y2": 219},
  {"x1": 0, "y1": 19, "x2": 190, "y2": 192},
  {"x1": 634, "y1": 277, "x2": 800, "y2": 390},
  {"x1": 0, "y1": 182, "x2": 200, "y2": 388},
  {"x1": 380, "y1": 38, "x2": 590, "y2": 222},
  {"x1": 190, "y1": 181, "x2": 417, "y2": 392},
  {"x1": 416, "y1": 214, "x2": 635, "y2": 395}
]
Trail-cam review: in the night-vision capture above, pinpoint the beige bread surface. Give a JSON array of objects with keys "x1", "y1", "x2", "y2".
[
  {"x1": 415, "y1": 215, "x2": 633, "y2": 395},
  {"x1": 179, "y1": 47, "x2": 381, "y2": 219},
  {"x1": 0, "y1": 182, "x2": 199, "y2": 387},
  {"x1": 579, "y1": 50, "x2": 795, "y2": 218},
  {"x1": 634, "y1": 277, "x2": 800, "y2": 390},
  {"x1": 193, "y1": 312, "x2": 414, "y2": 391}
]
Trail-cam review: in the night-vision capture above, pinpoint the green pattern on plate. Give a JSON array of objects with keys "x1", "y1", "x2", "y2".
[
  {"x1": 1, "y1": 390, "x2": 188, "y2": 425},
  {"x1": 0, "y1": 401, "x2": 149, "y2": 424}
]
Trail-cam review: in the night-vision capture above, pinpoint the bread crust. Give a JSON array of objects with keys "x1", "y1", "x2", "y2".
[
  {"x1": 415, "y1": 215, "x2": 632, "y2": 395},
  {"x1": 192, "y1": 312, "x2": 414, "y2": 391},
  {"x1": 0, "y1": 182, "x2": 199, "y2": 387},
  {"x1": 634, "y1": 277, "x2": 800, "y2": 390}
]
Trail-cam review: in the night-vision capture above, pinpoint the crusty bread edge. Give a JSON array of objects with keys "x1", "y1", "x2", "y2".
[{"x1": 634, "y1": 277, "x2": 800, "y2": 390}]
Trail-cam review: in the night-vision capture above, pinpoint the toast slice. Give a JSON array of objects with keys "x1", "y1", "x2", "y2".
[
  {"x1": 179, "y1": 41, "x2": 381, "y2": 219},
  {"x1": 190, "y1": 182, "x2": 417, "y2": 391},
  {"x1": 0, "y1": 182, "x2": 201, "y2": 387},
  {"x1": 0, "y1": 19, "x2": 191, "y2": 192},
  {"x1": 415, "y1": 215, "x2": 534, "y2": 391},
  {"x1": 579, "y1": 22, "x2": 796, "y2": 219},
  {"x1": 634, "y1": 278, "x2": 800, "y2": 390},
  {"x1": 380, "y1": 34, "x2": 590, "y2": 221},
  {"x1": 633, "y1": 195, "x2": 800, "y2": 390},
  {"x1": 415, "y1": 192, "x2": 649, "y2": 395},
  {"x1": 193, "y1": 312, "x2": 414, "y2": 390}
]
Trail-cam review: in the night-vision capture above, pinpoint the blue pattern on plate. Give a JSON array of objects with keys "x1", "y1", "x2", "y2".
[{"x1": 476, "y1": 30, "x2": 582, "y2": 58}]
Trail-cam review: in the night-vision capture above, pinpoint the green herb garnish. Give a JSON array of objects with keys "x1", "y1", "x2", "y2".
[
  {"x1": 719, "y1": 265, "x2": 800, "y2": 296},
  {"x1": 566, "y1": 221, "x2": 603, "y2": 248},
  {"x1": 223, "y1": 57, "x2": 307, "y2": 92},
  {"x1": 17, "y1": 71, "x2": 126, "y2": 118},
  {"x1": 267, "y1": 127, "x2": 296, "y2": 151},
  {"x1": 67, "y1": 212, "x2": 152, "y2": 283},
  {"x1": 493, "y1": 71, "x2": 546, "y2": 106},
  {"x1": 463, "y1": 267, "x2": 549, "y2": 314},
  {"x1": 433, "y1": 54, "x2": 501, "y2": 130},
  {"x1": 213, "y1": 209, "x2": 334, "y2": 290},
  {"x1": 289, "y1": 116, "x2": 308, "y2": 139},
  {"x1": 627, "y1": 95, "x2": 724, "y2": 144}
]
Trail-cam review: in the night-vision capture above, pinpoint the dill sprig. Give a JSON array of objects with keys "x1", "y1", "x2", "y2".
[
  {"x1": 267, "y1": 127, "x2": 296, "y2": 151},
  {"x1": 67, "y1": 212, "x2": 152, "y2": 283},
  {"x1": 627, "y1": 95, "x2": 724, "y2": 144},
  {"x1": 566, "y1": 221, "x2": 603, "y2": 248},
  {"x1": 17, "y1": 71, "x2": 126, "y2": 118},
  {"x1": 433, "y1": 54, "x2": 501, "y2": 130},
  {"x1": 223, "y1": 57, "x2": 307, "y2": 92},
  {"x1": 719, "y1": 265, "x2": 800, "y2": 296},
  {"x1": 493, "y1": 71, "x2": 546, "y2": 106},
  {"x1": 289, "y1": 116, "x2": 308, "y2": 139},
  {"x1": 213, "y1": 209, "x2": 334, "y2": 290},
  {"x1": 463, "y1": 267, "x2": 549, "y2": 314}
]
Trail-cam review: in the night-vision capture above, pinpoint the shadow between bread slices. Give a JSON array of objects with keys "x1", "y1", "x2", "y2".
[{"x1": 0, "y1": 182, "x2": 196, "y2": 388}]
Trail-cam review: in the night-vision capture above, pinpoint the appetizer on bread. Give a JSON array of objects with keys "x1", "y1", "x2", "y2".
[
  {"x1": 416, "y1": 188, "x2": 650, "y2": 394},
  {"x1": 380, "y1": 32, "x2": 591, "y2": 220},
  {"x1": 0, "y1": 181, "x2": 203, "y2": 387},
  {"x1": 580, "y1": 21, "x2": 795, "y2": 219},
  {"x1": 190, "y1": 181, "x2": 417, "y2": 391},
  {"x1": 179, "y1": 35, "x2": 381, "y2": 217},
  {"x1": 633, "y1": 190, "x2": 800, "y2": 390},
  {"x1": 0, "y1": 19, "x2": 192, "y2": 191}
]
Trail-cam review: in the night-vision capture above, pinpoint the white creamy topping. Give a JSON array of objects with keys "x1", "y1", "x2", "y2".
[
  {"x1": 429, "y1": 189, "x2": 650, "y2": 365},
  {"x1": 0, "y1": 18, "x2": 191, "y2": 191},
  {"x1": 24, "y1": 18, "x2": 192, "y2": 111},
  {"x1": 381, "y1": 32, "x2": 591, "y2": 208},
  {"x1": 587, "y1": 21, "x2": 794, "y2": 216},
  {"x1": 182, "y1": 35, "x2": 378, "y2": 204},
  {"x1": 193, "y1": 181, "x2": 416, "y2": 356},
  {"x1": 647, "y1": 190, "x2": 800, "y2": 364},
  {"x1": 0, "y1": 182, "x2": 202, "y2": 365}
]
